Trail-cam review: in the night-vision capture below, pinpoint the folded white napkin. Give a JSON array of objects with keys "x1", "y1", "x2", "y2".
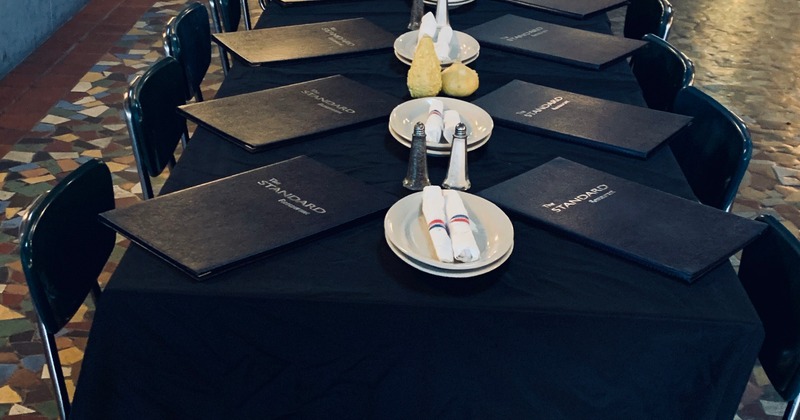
[
  {"x1": 425, "y1": 99, "x2": 444, "y2": 144},
  {"x1": 443, "y1": 190, "x2": 480, "y2": 262},
  {"x1": 442, "y1": 110, "x2": 460, "y2": 143},
  {"x1": 422, "y1": 186, "x2": 454, "y2": 263},
  {"x1": 417, "y1": 12, "x2": 453, "y2": 61},
  {"x1": 418, "y1": 12, "x2": 437, "y2": 42},
  {"x1": 434, "y1": 25, "x2": 453, "y2": 61}
]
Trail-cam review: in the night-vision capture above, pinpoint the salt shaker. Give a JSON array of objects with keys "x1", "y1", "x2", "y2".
[
  {"x1": 403, "y1": 122, "x2": 431, "y2": 191},
  {"x1": 442, "y1": 123, "x2": 470, "y2": 191},
  {"x1": 435, "y1": 0, "x2": 449, "y2": 28}
]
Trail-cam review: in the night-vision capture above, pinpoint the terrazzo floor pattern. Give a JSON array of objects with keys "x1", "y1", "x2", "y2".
[{"x1": 0, "y1": 0, "x2": 796, "y2": 418}]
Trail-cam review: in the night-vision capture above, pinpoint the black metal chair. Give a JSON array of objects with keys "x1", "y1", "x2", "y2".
[
  {"x1": 670, "y1": 86, "x2": 751, "y2": 212},
  {"x1": 209, "y1": 0, "x2": 246, "y2": 73},
  {"x1": 624, "y1": 0, "x2": 674, "y2": 41},
  {"x1": 164, "y1": 2, "x2": 212, "y2": 103},
  {"x1": 630, "y1": 33, "x2": 694, "y2": 112},
  {"x1": 123, "y1": 56, "x2": 189, "y2": 200},
  {"x1": 738, "y1": 214, "x2": 800, "y2": 420},
  {"x1": 19, "y1": 158, "x2": 115, "y2": 420}
]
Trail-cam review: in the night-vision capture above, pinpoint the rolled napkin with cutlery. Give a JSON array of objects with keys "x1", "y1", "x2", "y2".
[
  {"x1": 443, "y1": 189, "x2": 480, "y2": 262},
  {"x1": 425, "y1": 99, "x2": 444, "y2": 143},
  {"x1": 422, "y1": 185, "x2": 454, "y2": 263},
  {"x1": 442, "y1": 110, "x2": 460, "y2": 143}
]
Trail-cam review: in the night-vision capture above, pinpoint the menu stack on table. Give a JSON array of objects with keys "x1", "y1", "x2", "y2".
[
  {"x1": 479, "y1": 157, "x2": 766, "y2": 282},
  {"x1": 473, "y1": 80, "x2": 693, "y2": 158},
  {"x1": 213, "y1": 17, "x2": 396, "y2": 65},
  {"x1": 178, "y1": 75, "x2": 400, "y2": 152},
  {"x1": 465, "y1": 14, "x2": 646, "y2": 69},
  {"x1": 495, "y1": 0, "x2": 628, "y2": 19},
  {"x1": 100, "y1": 156, "x2": 396, "y2": 280}
]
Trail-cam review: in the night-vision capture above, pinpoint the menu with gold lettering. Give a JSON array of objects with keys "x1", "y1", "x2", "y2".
[
  {"x1": 473, "y1": 80, "x2": 693, "y2": 158},
  {"x1": 465, "y1": 14, "x2": 645, "y2": 69},
  {"x1": 178, "y1": 75, "x2": 400, "y2": 152},
  {"x1": 496, "y1": 0, "x2": 627, "y2": 19},
  {"x1": 213, "y1": 18, "x2": 395, "y2": 65},
  {"x1": 479, "y1": 158, "x2": 766, "y2": 282},
  {"x1": 100, "y1": 156, "x2": 396, "y2": 280}
]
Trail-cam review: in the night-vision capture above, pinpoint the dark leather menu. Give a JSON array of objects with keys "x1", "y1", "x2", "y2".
[
  {"x1": 212, "y1": 18, "x2": 394, "y2": 65},
  {"x1": 178, "y1": 75, "x2": 400, "y2": 152},
  {"x1": 275, "y1": 0, "x2": 363, "y2": 5},
  {"x1": 472, "y1": 80, "x2": 693, "y2": 159},
  {"x1": 464, "y1": 15, "x2": 646, "y2": 69},
  {"x1": 100, "y1": 156, "x2": 396, "y2": 280},
  {"x1": 496, "y1": 0, "x2": 628, "y2": 19},
  {"x1": 479, "y1": 158, "x2": 766, "y2": 282}
]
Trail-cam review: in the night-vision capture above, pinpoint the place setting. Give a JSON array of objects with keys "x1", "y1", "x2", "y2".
[
  {"x1": 388, "y1": 97, "x2": 493, "y2": 156},
  {"x1": 384, "y1": 185, "x2": 514, "y2": 278},
  {"x1": 395, "y1": 6, "x2": 480, "y2": 66}
]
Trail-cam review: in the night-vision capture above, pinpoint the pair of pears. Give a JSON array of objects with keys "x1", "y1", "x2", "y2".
[{"x1": 407, "y1": 36, "x2": 479, "y2": 98}]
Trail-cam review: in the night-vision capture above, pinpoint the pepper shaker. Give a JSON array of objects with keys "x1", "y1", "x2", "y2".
[
  {"x1": 408, "y1": 0, "x2": 424, "y2": 30},
  {"x1": 442, "y1": 123, "x2": 470, "y2": 191},
  {"x1": 403, "y1": 122, "x2": 431, "y2": 191}
]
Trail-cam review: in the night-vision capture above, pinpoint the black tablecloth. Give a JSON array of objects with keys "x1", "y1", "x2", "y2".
[{"x1": 70, "y1": 1, "x2": 763, "y2": 419}]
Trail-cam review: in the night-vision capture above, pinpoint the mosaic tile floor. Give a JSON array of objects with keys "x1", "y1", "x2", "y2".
[{"x1": 0, "y1": 0, "x2": 797, "y2": 418}]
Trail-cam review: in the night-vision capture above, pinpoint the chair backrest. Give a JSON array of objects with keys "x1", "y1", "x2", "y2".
[
  {"x1": 124, "y1": 56, "x2": 188, "y2": 199},
  {"x1": 19, "y1": 158, "x2": 115, "y2": 419},
  {"x1": 164, "y1": 2, "x2": 212, "y2": 102},
  {"x1": 209, "y1": 0, "x2": 243, "y2": 33},
  {"x1": 20, "y1": 159, "x2": 115, "y2": 333},
  {"x1": 738, "y1": 215, "x2": 800, "y2": 403},
  {"x1": 208, "y1": 0, "x2": 247, "y2": 72},
  {"x1": 670, "y1": 86, "x2": 752, "y2": 212},
  {"x1": 630, "y1": 33, "x2": 694, "y2": 112},
  {"x1": 624, "y1": 0, "x2": 674, "y2": 41}
]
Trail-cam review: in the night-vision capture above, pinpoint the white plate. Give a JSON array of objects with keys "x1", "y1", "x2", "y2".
[
  {"x1": 394, "y1": 49, "x2": 479, "y2": 67},
  {"x1": 389, "y1": 124, "x2": 490, "y2": 156},
  {"x1": 384, "y1": 191, "x2": 514, "y2": 271},
  {"x1": 389, "y1": 97, "x2": 493, "y2": 145},
  {"x1": 386, "y1": 235, "x2": 513, "y2": 278},
  {"x1": 394, "y1": 30, "x2": 480, "y2": 66}
]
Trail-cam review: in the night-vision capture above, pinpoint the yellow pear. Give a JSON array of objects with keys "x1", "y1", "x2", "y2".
[
  {"x1": 441, "y1": 61, "x2": 479, "y2": 97},
  {"x1": 407, "y1": 36, "x2": 442, "y2": 98}
]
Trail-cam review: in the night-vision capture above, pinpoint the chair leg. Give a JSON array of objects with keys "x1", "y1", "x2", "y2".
[
  {"x1": 259, "y1": 0, "x2": 268, "y2": 10},
  {"x1": 217, "y1": 44, "x2": 230, "y2": 76},
  {"x1": 40, "y1": 322, "x2": 71, "y2": 420},
  {"x1": 90, "y1": 281, "x2": 103, "y2": 303},
  {"x1": 241, "y1": 0, "x2": 253, "y2": 30},
  {"x1": 138, "y1": 169, "x2": 154, "y2": 200},
  {"x1": 180, "y1": 125, "x2": 191, "y2": 150},
  {"x1": 785, "y1": 398, "x2": 800, "y2": 420}
]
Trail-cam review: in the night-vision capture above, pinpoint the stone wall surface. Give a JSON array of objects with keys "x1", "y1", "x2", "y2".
[{"x1": 0, "y1": 0, "x2": 90, "y2": 79}]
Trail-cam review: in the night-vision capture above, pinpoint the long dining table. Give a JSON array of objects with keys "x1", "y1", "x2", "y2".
[{"x1": 70, "y1": 1, "x2": 763, "y2": 418}]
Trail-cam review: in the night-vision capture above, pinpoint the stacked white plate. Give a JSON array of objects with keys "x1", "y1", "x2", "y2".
[
  {"x1": 388, "y1": 97, "x2": 494, "y2": 156},
  {"x1": 384, "y1": 191, "x2": 514, "y2": 278},
  {"x1": 393, "y1": 30, "x2": 480, "y2": 66},
  {"x1": 423, "y1": 0, "x2": 476, "y2": 8}
]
